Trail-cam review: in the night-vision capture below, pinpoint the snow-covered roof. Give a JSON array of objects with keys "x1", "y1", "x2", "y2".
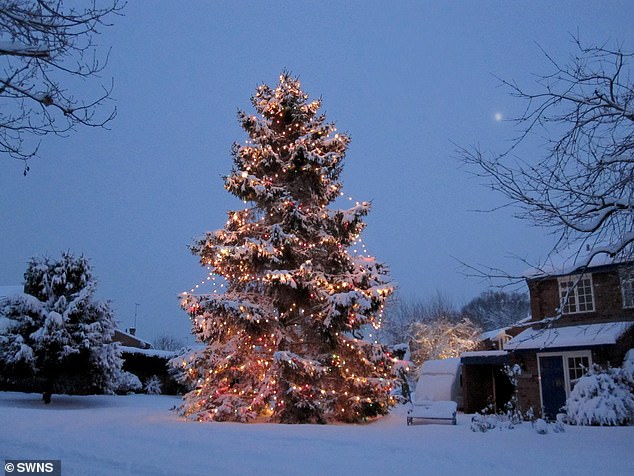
[
  {"x1": 119, "y1": 346, "x2": 177, "y2": 359},
  {"x1": 504, "y1": 321, "x2": 634, "y2": 351},
  {"x1": 523, "y1": 246, "x2": 631, "y2": 279},
  {"x1": 480, "y1": 328, "x2": 510, "y2": 341},
  {"x1": 113, "y1": 329, "x2": 152, "y2": 349}
]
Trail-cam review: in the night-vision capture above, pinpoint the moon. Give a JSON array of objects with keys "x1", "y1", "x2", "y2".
[{"x1": 494, "y1": 112, "x2": 503, "y2": 122}]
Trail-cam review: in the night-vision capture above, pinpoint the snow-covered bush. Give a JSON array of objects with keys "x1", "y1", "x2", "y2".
[
  {"x1": 565, "y1": 363, "x2": 634, "y2": 426},
  {"x1": 115, "y1": 371, "x2": 142, "y2": 394},
  {"x1": 470, "y1": 412, "x2": 499, "y2": 432},
  {"x1": 502, "y1": 364, "x2": 523, "y2": 425},
  {"x1": 144, "y1": 375, "x2": 162, "y2": 395},
  {"x1": 0, "y1": 252, "x2": 124, "y2": 396},
  {"x1": 533, "y1": 418, "x2": 549, "y2": 434},
  {"x1": 530, "y1": 417, "x2": 565, "y2": 434},
  {"x1": 470, "y1": 408, "x2": 520, "y2": 432}
]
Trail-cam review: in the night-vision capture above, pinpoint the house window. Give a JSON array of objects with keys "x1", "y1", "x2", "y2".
[
  {"x1": 558, "y1": 274, "x2": 594, "y2": 314},
  {"x1": 567, "y1": 355, "x2": 590, "y2": 390},
  {"x1": 619, "y1": 268, "x2": 634, "y2": 308}
]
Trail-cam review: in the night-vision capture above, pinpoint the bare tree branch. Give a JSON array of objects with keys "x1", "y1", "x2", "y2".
[
  {"x1": 460, "y1": 37, "x2": 634, "y2": 277},
  {"x1": 0, "y1": 0, "x2": 125, "y2": 173}
]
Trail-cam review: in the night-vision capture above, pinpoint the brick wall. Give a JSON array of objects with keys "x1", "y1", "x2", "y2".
[{"x1": 527, "y1": 266, "x2": 634, "y2": 325}]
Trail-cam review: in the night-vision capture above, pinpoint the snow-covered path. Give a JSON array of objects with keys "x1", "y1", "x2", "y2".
[{"x1": 1, "y1": 392, "x2": 632, "y2": 476}]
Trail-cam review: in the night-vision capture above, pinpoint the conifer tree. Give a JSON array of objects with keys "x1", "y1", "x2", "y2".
[
  {"x1": 0, "y1": 252, "x2": 123, "y2": 398},
  {"x1": 177, "y1": 73, "x2": 396, "y2": 423}
]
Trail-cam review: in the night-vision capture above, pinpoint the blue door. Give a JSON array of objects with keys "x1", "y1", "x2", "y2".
[{"x1": 539, "y1": 356, "x2": 566, "y2": 419}]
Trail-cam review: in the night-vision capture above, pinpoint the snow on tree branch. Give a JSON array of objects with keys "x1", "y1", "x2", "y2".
[
  {"x1": 174, "y1": 72, "x2": 398, "y2": 424},
  {"x1": 460, "y1": 37, "x2": 634, "y2": 280},
  {"x1": 0, "y1": 0, "x2": 124, "y2": 171}
]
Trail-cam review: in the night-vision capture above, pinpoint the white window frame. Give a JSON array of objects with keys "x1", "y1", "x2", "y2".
[
  {"x1": 619, "y1": 268, "x2": 634, "y2": 309},
  {"x1": 537, "y1": 350, "x2": 593, "y2": 407},
  {"x1": 558, "y1": 274, "x2": 595, "y2": 314}
]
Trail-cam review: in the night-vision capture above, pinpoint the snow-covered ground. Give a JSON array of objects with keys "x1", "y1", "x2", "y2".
[{"x1": 1, "y1": 392, "x2": 633, "y2": 476}]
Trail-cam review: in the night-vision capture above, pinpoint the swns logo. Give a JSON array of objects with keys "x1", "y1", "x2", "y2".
[{"x1": 4, "y1": 460, "x2": 61, "y2": 476}]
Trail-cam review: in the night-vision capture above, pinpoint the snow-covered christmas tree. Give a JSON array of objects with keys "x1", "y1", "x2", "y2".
[
  {"x1": 0, "y1": 252, "x2": 123, "y2": 398},
  {"x1": 176, "y1": 73, "x2": 397, "y2": 423}
]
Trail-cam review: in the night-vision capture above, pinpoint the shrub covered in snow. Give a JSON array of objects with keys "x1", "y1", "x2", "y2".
[
  {"x1": 565, "y1": 363, "x2": 634, "y2": 426},
  {"x1": 115, "y1": 371, "x2": 142, "y2": 394},
  {"x1": 531, "y1": 418, "x2": 565, "y2": 435},
  {"x1": 0, "y1": 252, "x2": 124, "y2": 396},
  {"x1": 470, "y1": 364, "x2": 524, "y2": 433},
  {"x1": 144, "y1": 375, "x2": 162, "y2": 395}
]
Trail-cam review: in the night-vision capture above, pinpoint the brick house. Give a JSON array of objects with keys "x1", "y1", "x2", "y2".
[{"x1": 503, "y1": 256, "x2": 634, "y2": 419}]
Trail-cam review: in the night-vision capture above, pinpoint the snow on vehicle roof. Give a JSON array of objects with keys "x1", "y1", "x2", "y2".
[
  {"x1": 419, "y1": 357, "x2": 461, "y2": 375},
  {"x1": 504, "y1": 321, "x2": 634, "y2": 351}
]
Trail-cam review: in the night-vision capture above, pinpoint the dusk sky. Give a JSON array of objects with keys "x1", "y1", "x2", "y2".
[{"x1": 1, "y1": 1, "x2": 633, "y2": 343}]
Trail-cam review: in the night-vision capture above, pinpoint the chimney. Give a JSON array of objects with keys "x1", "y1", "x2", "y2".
[{"x1": 128, "y1": 327, "x2": 136, "y2": 336}]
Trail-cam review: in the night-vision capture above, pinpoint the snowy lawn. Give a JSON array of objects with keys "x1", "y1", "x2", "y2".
[{"x1": 1, "y1": 392, "x2": 633, "y2": 476}]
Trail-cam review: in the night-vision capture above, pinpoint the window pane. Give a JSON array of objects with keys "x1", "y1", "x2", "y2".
[
  {"x1": 567, "y1": 356, "x2": 590, "y2": 390},
  {"x1": 620, "y1": 270, "x2": 634, "y2": 308},
  {"x1": 558, "y1": 275, "x2": 594, "y2": 313},
  {"x1": 577, "y1": 278, "x2": 594, "y2": 312},
  {"x1": 560, "y1": 280, "x2": 575, "y2": 313}
]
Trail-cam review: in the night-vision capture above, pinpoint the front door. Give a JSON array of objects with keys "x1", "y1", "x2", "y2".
[{"x1": 538, "y1": 355, "x2": 566, "y2": 419}]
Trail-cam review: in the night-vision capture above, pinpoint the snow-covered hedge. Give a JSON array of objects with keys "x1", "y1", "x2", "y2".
[{"x1": 565, "y1": 355, "x2": 634, "y2": 426}]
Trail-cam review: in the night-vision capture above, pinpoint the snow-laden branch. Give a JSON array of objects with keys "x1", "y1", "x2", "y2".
[
  {"x1": 0, "y1": 0, "x2": 124, "y2": 168},
  {"x1": 460, "y1": 38, "x2": 634, "y2": 278}
]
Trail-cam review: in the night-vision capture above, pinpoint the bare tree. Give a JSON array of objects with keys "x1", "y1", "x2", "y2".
[
  {"x1": 152, "y1": 335, "x2": 185, "y2": 352},
  {"x1": 461, "y1": 38, "x2": 634, "y2": 272},
  {"x1": 379, "y1": 292, "x2": 461, "y2": 345},
  {"x1": 0, "y1": 0, "x2": 124, "y2": 172},
  {"x1": 377, "y1": 295, "x2": 423, "y2": 345},
  {"x1": 461, "y1": 290, "x2": 529, "y2": 331}
]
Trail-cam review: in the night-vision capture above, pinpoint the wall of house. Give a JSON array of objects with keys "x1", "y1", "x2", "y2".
[
  {"x1": 527, "y1": 267, "x2": 634, "y2": 325},
  {"x1": 512, "y1": 352, "x2": 542, "y2": 416},
  {"x1": 592, "y1": 330, "x2": 634, "y2": 367},
  {"x1": 511, "y1": 333, "x2": 634, "y2": 419}
]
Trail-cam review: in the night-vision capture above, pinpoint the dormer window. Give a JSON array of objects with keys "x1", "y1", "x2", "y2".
[{"x1": 558, "y1": 274, "x2": 594, "y2": 314}]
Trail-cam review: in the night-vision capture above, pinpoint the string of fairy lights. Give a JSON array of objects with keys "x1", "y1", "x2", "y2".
[
  {"x1": 176, "y1": 74, "x2": 398, "y2": 423},
  {"x1": 184, "y1": 192, "x2": 386, "y2": 342}
]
